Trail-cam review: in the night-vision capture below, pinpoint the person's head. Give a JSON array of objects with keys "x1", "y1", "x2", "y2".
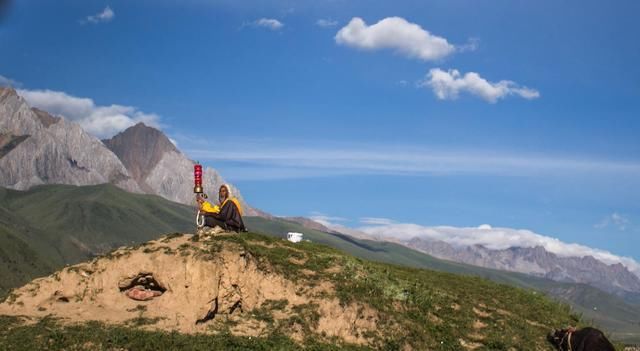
[{"x1": 219, "y1": 184, "x2": 230, "y2": 202}]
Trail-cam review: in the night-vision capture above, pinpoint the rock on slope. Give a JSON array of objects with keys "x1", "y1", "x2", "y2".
[
  {"x1": 0, "y1": 88, "x2": 140, "y2": 192},
  {"x1": 0, "y1": 231, "x2": 583, "y2": 350}
]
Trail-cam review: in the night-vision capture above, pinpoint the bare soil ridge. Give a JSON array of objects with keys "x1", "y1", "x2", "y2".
[{"x1": 0, "y1": 233, "x2": 377, "y2": 345}]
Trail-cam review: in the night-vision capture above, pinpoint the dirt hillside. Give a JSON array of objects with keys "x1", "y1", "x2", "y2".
[{"x1": 0, "y1": 233, "x2": 378, "y2": 345}]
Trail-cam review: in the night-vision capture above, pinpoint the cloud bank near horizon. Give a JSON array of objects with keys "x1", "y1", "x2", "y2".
[{"x1": 307, "y1": 216, "x2": 640, "y2": 277}]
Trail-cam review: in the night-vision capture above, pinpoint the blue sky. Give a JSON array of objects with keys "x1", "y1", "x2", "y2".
[{"x1": 1, "y1": 0, "x2": 639, "y2": 262}]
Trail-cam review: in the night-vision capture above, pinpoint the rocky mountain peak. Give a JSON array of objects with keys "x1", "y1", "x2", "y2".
[
  {"x1": 0, "y1": 87, "x2": 43, "y2": 136},
  {"x1": 0, "y1": 87, "x2": 18, "y2": 100},
  {"x1": 102, "y1": 123, "x2": 178, "y2": 189},
  {"x1": 31, "y1": 108, "x2": 61, "y2": 127},
  {"x1": 0, "y1": 93, "x2": 141, "y2": 193}
]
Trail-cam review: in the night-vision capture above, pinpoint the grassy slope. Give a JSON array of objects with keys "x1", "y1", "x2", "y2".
[
  {"x1": 0, "y1": 184, "x2": 638, "y2": 343},
  {"x1": 245, "y1": 216, "x2": 640, "y2": 344},
  {"x1": 0, "y1": 232, "x2": 586, "y2": 350},
  {"x1": 0, "y1": 184, "x2": 195, "y2": 298}
]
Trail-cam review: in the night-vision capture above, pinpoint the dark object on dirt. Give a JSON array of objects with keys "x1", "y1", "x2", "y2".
[
  {"x1": 196, "y1": 297, "x2": 218, "y2": 325},
  {"x1": 118, "y1": 272, "x2": 166, "y2": 301},
  {"x1": 548, "y1": 327, "x2": 615, "y2": 351},
  {"x1": 52, "y1": 291, "x2": 70, "y2": 303}
]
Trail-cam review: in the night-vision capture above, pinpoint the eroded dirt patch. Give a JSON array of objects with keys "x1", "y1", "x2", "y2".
[{"x1": 0, "y1": 233, "x2": 380, "y2": 346}]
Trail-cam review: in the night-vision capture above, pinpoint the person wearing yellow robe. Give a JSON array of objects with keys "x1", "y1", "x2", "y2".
[{"x1": 197, "y1": 184, "x2": 245, "y2": 232}]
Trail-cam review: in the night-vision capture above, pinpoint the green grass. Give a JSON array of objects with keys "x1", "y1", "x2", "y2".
[
  {"x1": 212, "y1": 233, "x2": 582, "y2": 350},
  {"x1": 1, "y1": 184, "x2": 639, "y2": 345},
  {"x1": 0, "y1": 184, "x2": 195, "y2": 297},
  {"x1": 245, "y1": 216, "x2": 640, "y2": 344},
  {"x1": 0, "y1": 316, "x2": 368, "y2": 351},
  {"x1": 0, "y1": 229, "x2": 632, "y2": 350},
  {"x1": 0, "y1": 232, "x2": 587, "y2": 350}
]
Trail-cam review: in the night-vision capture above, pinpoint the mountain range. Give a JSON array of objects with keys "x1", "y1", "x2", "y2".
[
  {"x1": 404, "y1": 237, "x2": 640, "y2": 297},
  {"x1": 0, "y1": 87, "x2": 258, "y2": 214}
]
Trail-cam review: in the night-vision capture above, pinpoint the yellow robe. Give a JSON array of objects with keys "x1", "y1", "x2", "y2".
[{"x1": 200, "y1": 197, "x2": 243, "y2": 216}]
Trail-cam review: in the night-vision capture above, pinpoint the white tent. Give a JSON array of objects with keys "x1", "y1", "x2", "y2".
[{"x1": 287, "y1": 232, "x2": 303, "y2": 243}]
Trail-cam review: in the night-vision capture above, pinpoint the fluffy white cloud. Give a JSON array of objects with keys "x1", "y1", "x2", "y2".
[
  {"x1": 358, "y1": 222, "x2": 640, "y2": 277},
  {"x1": 422, "y1": 68, "x2": 540, "y2": 103},
  {"x1": 253, "y1": 18, "x2": 284, "y2": 30},
  {"x1": 316, "y1": 19, "x2": 338, "y2": 28},
  {"x1": 83, "y1": 6, "x2": 114, "y2": 24},
  {"x1": 335, "y1": 17, "x2": 455, "y2": 61},
  {"x1": 17, "y1": 89, "x2": 160, "y2": 139},
  {"x1": 596, "y1": 213, "x2": 631, "y2": 231},
  {"x1": 0, "y1": 74, "x2": 20, "y2": 87}
]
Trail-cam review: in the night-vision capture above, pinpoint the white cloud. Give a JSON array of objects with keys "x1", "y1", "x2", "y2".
[
  {"x1": 309, "y1": 212, "x2": 375, "y2": 239},
  {"x1": 316, "y1": 19, "x2": 338, "y2": 28},
  {"x1": 335, "y1": 17, "x2": 455, "y2": 61},
  {"x1": 421, "y1": 68, "x2": 540, "y2": 103},
  {"x1": 457, "y1": 37, "x2": 480, "y2": 52},
  {"x1": 252, "y1": 18, "x2": 284, "y2": 30},
  {"x1": 358, "y1": 222, "x2": 640, "y2": 277},
  {"x1": 17, "y1": 89, "x2": 161, "y2": 139},
  {"x1": 82, "y1": 6, "x2": 114, "y2": 25},
  {"x1": 184, "y1": 140, "x2": 640, "y2": 181},
  {"x1": 360, "y1": 217, "x2": 396, "y2": 225},
  {"x1": 595, "y1": 212, "x2": 630, "y2": 231},
  {"x1": 309, "y1": 212, "x2": 347, "y2": 227},
  {"x1": 0, "y1": 74, "x2": 21, "y2": 88}
]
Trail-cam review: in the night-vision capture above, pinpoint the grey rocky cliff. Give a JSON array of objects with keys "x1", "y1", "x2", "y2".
[
  {"x1": 0, "y1": 88, "x2": 140, "y2": 192},
  {"x1": 103, "y1": 123, "x2": 259, "y2": 215},
  {"x1": 102, "y1": 122, "x2": 178, "y2": 193},
  {"x1": 0, "y1": 88, "x2": 44, "y2": 135}
]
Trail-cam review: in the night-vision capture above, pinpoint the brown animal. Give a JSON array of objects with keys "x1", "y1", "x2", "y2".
[{"x1": 548, "y1": 327, "x2": 615, "y2": 351}]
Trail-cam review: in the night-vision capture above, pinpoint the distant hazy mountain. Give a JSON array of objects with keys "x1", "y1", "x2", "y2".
[
  {"x1": 405, "y1": 237, "x2": 640, "y2": 295},
  {"x1": 0, "y1": 87, "x2": 141, "y2": 192}
]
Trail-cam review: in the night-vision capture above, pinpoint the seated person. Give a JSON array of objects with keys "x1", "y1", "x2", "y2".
[{"x1": 196, "y1": 184, "x2": 246, "y2": 233}]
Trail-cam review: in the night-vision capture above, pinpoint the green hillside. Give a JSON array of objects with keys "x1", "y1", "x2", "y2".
[
  {"x1": 0, "y1": 232, "x2": 587, "y2": 350},
  {"x1": 245, "y1": 216, "x2": 640, "y2": 344},
  {"x1": 0, "y1": 184, "x2": 195, "y2": 298},
  {"x1": 0, "y1": 184, "x2": 638, "y2": 344}
]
